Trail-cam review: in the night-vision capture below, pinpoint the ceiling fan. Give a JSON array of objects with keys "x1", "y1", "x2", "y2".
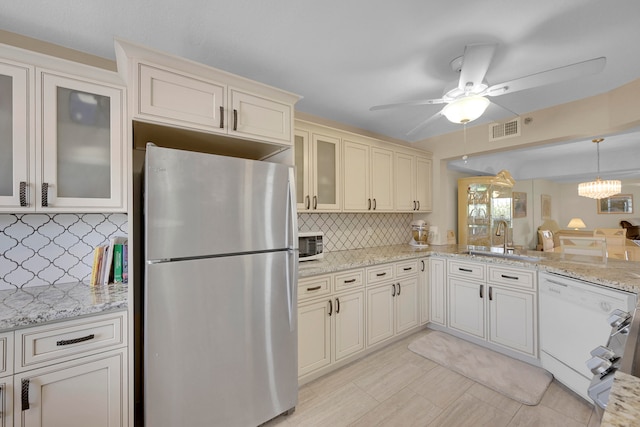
[{"x1": 370, "y1": 43, "x2": 606, "y2": 136}]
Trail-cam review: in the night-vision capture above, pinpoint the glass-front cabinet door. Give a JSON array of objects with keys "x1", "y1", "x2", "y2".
[
  {"x1": 0, "y1": 60, "x2": 33, "y2": 212},
  {"x1": 294, "y1": 129, "x2": 310, "y2": 210},
  {"x1": 38, "y1": 71, "x2": 125, "y2": 211},
  {"x1": 312, "y1": 133, "x2": 341, "y2": 211}
]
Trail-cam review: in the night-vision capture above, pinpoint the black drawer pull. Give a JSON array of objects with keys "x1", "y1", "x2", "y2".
[
  {"x1": 219, "y1": 106, "x2": 224, "y2": 128},
  {"x1": 343, "y1": 279, "x2": 356, "y2": 284},
  {"x1": 397, "y1": 282, "x2": 401, "y2": 295},
  {"x1": 459, "y1": 268, "x2": 473, "y2": 272},
  {"x1": 479, "y1": 284, "x2": 484, "y2": 299},
  {"x1": 376, "y1": 272, "x2": 387, "y2": 277},
  {"x1": 403, "y1": 267, "x2": 412, "y2": 271},
  {"x1": 306, "y1": 285, "x2": 322, "y2": 291},
  {"x1": 501, "y1": 274, "x2": 519, "y2": 280},
  {"x1": 56, "y1": 334, "x2": 95, "y2": 346},
  {"x1": 22, "y1": 378, "x2": 29, "y2": 411},
  {"x1": 335, "y1": 297, "x2": 340, "y2": 314}
]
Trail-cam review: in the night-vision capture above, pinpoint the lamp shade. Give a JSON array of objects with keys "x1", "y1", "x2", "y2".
[
  {"x1": 442, "y1": 96, "x2": 490, "y2": 124},
  {"x1": 567, "y1": 218, "x2": 586, "y2": 230}
]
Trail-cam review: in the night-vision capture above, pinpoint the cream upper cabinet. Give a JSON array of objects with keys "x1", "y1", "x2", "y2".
[
  {"x1": 117, "y1": 40, "x2": 299, "y2": 147},
  {"x1": 294, "y1": 125, "x2": 341, "y2": 212},
  {"x1": 343, "y1": 139, "x2": 393, "y2": 212},
  {"x1": 0, "y1": 46, "x2": 127, "y2": 213},
  {"x1": 394, "y1": 152, "x2": 432, "y2": 212},
  {"x1": 0, "y1": 59, "x2": 32, "y2": 212},
  {"x1": 37, "y1": 71, "x2": 125, "y2": 212}
]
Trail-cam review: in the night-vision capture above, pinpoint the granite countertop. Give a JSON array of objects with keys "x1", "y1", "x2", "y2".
[
  {"x1": 0, "y1": 281, "x2": 128, "y2": 332},
  {"x1": 299, "y1": 244, "x2": 640, "y2": 293},
  {"x1": 300, "y1": 243, "x2": 640, "y2": 425}
]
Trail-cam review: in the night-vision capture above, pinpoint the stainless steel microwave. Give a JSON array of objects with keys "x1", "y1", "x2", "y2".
[{"x1": 299, "y1": 231, "x2": 324, "y2": 261}]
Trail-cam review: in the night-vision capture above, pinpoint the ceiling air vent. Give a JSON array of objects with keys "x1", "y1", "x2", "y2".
[{"x1": 489, "y1": 118, "x2": 521, "y2": 141}]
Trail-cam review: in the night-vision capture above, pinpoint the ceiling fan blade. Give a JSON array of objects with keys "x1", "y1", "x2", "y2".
[
  {"x1": 486, "y1": 56, "x2": 606, "y2": 97},
  {"x1": 406, "y1": 110, "x2": 443, "y2": 137},
  {"x1": 370, "y1": 98, "x2": 445, "y2": 111},
  {"x1": 458, "y1": 43, "x2": 497, "y2": 92}
]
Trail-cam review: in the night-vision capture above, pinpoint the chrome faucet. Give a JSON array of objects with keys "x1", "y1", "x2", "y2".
[{"x1": 495, "y1": 220, "x2": 511, "y2": 253}]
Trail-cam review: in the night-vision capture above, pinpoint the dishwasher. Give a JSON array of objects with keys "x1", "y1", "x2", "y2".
[{"x1": 539, "y1": 272, "x2": 636, "y2": 402}]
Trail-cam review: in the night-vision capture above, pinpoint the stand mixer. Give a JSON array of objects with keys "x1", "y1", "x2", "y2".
[{"x1": 409, "y1": 220, "x2": 431, "y2": 247}]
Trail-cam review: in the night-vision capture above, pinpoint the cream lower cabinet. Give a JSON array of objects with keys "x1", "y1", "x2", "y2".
[
  {"x1": 366, "y1": 261, "x2": 419, "y2": 347},
  {"x1": 10, "y1": 311, "x2": 128, "y2": 427},
  {"x1": 447, "y1": 259, "x2": 537, "y2": 357},
  {"x1": 14, "y1": 349, "x2": 126, "y2": 427},
  {"x1": 0, "y1": 375, "x2": 13, "y2": 427},
  {"x1": 428, "y1": 257, "x2": 447, "y2": 326},
  {"x1": 419, "y1": 258, "x2": 429, "y2": 325},
  {"x1": 298, "y1": 271, "x2": 365, "y2": 380}
]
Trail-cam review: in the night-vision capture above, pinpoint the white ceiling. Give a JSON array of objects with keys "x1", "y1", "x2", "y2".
[{"x1": 2, "y1": 0, "x2": 640, "y2": 178}]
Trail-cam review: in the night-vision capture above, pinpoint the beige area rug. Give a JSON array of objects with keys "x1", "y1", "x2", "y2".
[{"x1": 408, "y1": 331, "x2": 552, "y2": 405}]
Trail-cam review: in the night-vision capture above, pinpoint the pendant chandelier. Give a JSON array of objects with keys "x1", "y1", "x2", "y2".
[{"x1": 578, "y1": 138, "x2": 621, "y2": 199}]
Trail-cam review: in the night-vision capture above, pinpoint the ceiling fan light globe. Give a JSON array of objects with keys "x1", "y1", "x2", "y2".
[{"x1": 442, "y1": 95, "x2": 490, "y2": 124}]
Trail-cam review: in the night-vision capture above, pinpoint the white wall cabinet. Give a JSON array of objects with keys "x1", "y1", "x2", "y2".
[
  {"x1": 0, "y1": 47, "x2": 127, "y2": 213},
  {"x1": 294, "y1": 126, "x2": 341, "y2": 212},
  {"x1": 394, "y1": 153, "x2": 432, "y2": 212},
  {"x1": 446, "y1": 259, "x2": 537, "y2": 357},
  {"x1": 4, "y1": 311, "x2": 128, "y2": 427},
  {"x1": 343, "y1": 139, "x2": 393, "y2": 212},
  {"x1": 117, "y1": 41, "x2": 299, "y2": 147}
]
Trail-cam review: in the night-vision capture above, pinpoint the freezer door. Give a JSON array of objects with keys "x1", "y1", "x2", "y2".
[
  {"x1": 144, "y1": 251, "x2": 298, "y2": 427},
  {"x1": 145, "y1": 145, "x2": 294, "y2": 260}
]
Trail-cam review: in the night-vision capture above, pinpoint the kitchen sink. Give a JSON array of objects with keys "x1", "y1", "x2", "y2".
[{"x1": 463, "y1": 248, "x2": 542, "y2": 262}]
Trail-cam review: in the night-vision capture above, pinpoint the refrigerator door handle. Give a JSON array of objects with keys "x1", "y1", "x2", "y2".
[
  {"x1": 286, "y1": 249, "x2": 298, "y2": 332},
  {"x1": 286, "y1": 167, "x2": 299, "y2": 250}
]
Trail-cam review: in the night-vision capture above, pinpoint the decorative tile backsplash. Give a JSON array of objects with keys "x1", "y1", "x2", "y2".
[
  {"x1": 298, "y1": 213, "x2": 413, "y2": 252},
  {"x1": 0, "y1": 214, "x2": 127, "y2": 290},
  {"x1": 0, "y1": 212, "x2": 409, "y2": 290}
]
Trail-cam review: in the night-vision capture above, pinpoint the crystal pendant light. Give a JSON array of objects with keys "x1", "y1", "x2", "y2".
[{"x1": 578, "y1": 138, "x2": 621, "y2": 199}]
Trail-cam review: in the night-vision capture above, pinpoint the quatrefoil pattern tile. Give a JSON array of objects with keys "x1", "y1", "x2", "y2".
[
  {"x1": 298, "y1": 213, "x2": 412, "y2": 252},
  {"x1": 0, "y1": 213, "x2": 128, "y2": 290}
]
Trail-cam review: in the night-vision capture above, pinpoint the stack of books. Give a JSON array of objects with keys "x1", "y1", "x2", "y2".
[{"x1": 90, "y1": 236, "x2": 128, "y2": 286}]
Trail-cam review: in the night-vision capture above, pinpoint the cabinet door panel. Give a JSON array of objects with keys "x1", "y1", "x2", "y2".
[
  {"x1": 334, "y1": 291, "x2": 365, "y2": 361},
  {"x1": 139, "y1": 64, "x2": 225, "y2": 129},
  {"x1": 448, "y1": 277, "x2": 485, "y2": 339},
  {"x1": 230, "y1": 89, "x2": 291, "y2": 144},
  {"x1": 429, "y1": 258, "x2": 446, "y2": 326},
  {"x1": 294, "y1": 130, "x2": 310, "y2": 210},
  {"x1": 488, "y1": 287, "x2": 536, "y2": 355},
  {"x1": 0, "y1": 376, "x2": 13, "y2": 427},
  {"x1": 415, "y1": 156, "x2": 432, "y2": 212},
  {"x1": 313, "y1": 134, "x2": 340, "y2": 211},
  {"x1": 16, "y1": 349, "x2": 125, "y2": 427},
  {"x1": 298, "y1": 299, "x2": 331, "y2": 376},
  {"x1": 396, "y1": 277, "x2": 418, "y2": 333},
  {"x1": 366, "y1": 285, "x2": 395, "y2": 346},
  {"x1": 0, "y1": 61, "x2": 33, "y2": 212},
  {"x1": 394, "y1": 152, "x2": 414, "y2": 211},
  {"x1": 39, "y1": 71, "x2": 124, "y2": 211},
  {"x1": 342, "y1": 140, "x2": 370, "y2": 211},
  {"x1": 370, "y1": 147, "x2": 394, "y2": 211}
]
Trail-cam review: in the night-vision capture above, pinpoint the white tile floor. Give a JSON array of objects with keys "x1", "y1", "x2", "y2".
[{"x1": 265, "y1": 329, "x2": 601, "y2": 427}]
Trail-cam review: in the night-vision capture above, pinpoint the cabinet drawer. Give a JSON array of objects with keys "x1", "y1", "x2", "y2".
[
  {"x1": 395, "y1": 260, "x2": 419, "y2": 278},
  {"x1": 334, "y1": 269, "x2": 364, "y2": 292},
  {"x1": 366, "y1": 264, "x2": 395, "y2": 285},
  {"x1": 0, "y1": 331, "x2": 13, "y2": 377},
  {"x1": 488, "y1": 266, "x2": 536, "y2": 290},
  {"x1": 15, "y1": 311, "x2": 126, "y2": 372},
  {"x1": 448, "y1": 259, "x2": 486, "y2": 281},
  {"x1": 299, "y1": 275, "x2": 332, "y2": 301}
]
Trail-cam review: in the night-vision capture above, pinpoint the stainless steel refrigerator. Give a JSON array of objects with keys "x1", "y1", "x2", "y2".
[{"x1": 143, "y1": 144, "x2": 298, "y2": 427}]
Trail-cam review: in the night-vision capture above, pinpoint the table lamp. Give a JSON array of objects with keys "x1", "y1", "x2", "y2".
[{"x1": 567, "y1": 218, "x2": 587, "y2": 230}]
